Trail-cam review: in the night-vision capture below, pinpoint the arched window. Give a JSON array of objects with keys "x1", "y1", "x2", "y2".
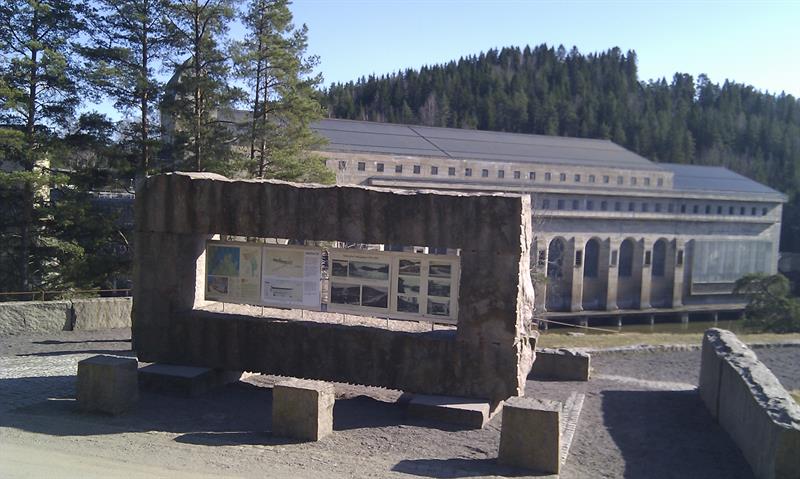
[
  {"x1": 584, "y1": 239, "x2": 600, "y2": 278},
  {"x1": 653, "y1": 239, "x2": 667, "y2": 277},
  {"x1": 547, "y1": 238, "x2": 566, "y2": 280},
  {"x1": 619, "y1": 239, "x2": 634, "y2": 277}
]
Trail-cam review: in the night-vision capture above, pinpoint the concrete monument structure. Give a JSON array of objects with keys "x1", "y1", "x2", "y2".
[{"x1": 133, "y1": 172, "x2": 536, "y2": 403}]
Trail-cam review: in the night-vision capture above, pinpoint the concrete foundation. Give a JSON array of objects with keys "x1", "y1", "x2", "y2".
[
  {"x1": 132, "y1": 173, "x2": 536, "y2": 403},
  {"x1": 699, "y1": 328, "x2": 800, "y2": 479},
  {"x1": 77, "y1": 355, "x2": 138, "y2": 415},
  {"x1": 407, "y1": 394, "x2": 499, "y2": 429},
  {"x1": 530, "y1": 348, "x2": 591, "y2": 381},
  {"x1": 498, "y1": 397, "x2": 561, "y2": 474},
  {"x1": 272, "y1": 379, "x2": 335, "y2": 441},
  {"x1": 72, "y1": 297, "x2": 132, "y2": 331},
  {"x1": 138, "y1": 363, "x2": 243, "y2": 397}
]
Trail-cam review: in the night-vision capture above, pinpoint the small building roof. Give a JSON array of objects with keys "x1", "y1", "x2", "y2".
[
  {"x1": 660, "y1": 164, "x2": 785, "y2": 198},
  {"x1": 312, "y1": 118, "x2": 663, "y2": 171}
]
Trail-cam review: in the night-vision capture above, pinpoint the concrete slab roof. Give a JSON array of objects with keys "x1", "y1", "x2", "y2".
[
  {"x1": 312, "y1": 118, "x2": 664, "y2": 171},
  {"x1": 661, "y1": 164, "x2": 785, "y2": 199}
]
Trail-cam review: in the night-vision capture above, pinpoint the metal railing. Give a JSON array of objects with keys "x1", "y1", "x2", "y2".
[{"x1": 0, "y1": 288, "x2": 131, "y2": 302}]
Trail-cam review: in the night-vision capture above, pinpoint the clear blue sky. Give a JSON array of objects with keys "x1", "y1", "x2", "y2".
[{"x1": 289, "y1": 0, "x2": 800, "y2": 96}]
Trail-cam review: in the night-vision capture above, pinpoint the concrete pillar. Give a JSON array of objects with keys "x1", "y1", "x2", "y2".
[
  {"x1": 605, "y1": 237, "x2": 620, "y2": 311},
  {"x1": 639, "y1": 238, "x2": 654, "y2": 310},
  {"x1": 570, "y1": 236, "x2": 585, "y2": 312},
  {"x1": 534, "y1": 236, "x2": 548, "y2": 314},
  {"x1": 578, "y1": 316, "x2": 589, "y2": 328},
  {"x1": 647, "y1": 315, "x2": 655, "y2": 325},
  {"x1": 272, "y1": 379, "x2": 335, "y2": 441},
  {"x1": 615, "y1": 316, "x2": 623, "y2": 328},
  {"x1": 499, "y1": 397, "x2": 561, "y2": 474},
  {"x1": 77, "y1": 355, "x2": 139, "y2": 415},
  {"x1": 681, "y1": 312, "x2": 690, "y2": 324},
  {"x1": 672, "y1": 239, "x2": 685, "y2": 308},
  {"x1": 712, "y1": 312, "x2": 719, "y2": 324}
]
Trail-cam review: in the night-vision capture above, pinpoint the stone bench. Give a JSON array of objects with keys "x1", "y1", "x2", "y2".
[
  {"x1": 272, "y1": 379, "x2": 335, "y2": 441},
  {"x1": 77, "y1": 355, "x2": 138, "y2": 415},
  {"x1": 498, "y1": 397, "x2": 561, "y2": 474},
  {"x1": 530, "y1": 348, "x2": 591, "y2": 381}
]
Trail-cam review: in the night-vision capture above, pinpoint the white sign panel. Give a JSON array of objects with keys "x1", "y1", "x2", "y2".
[
  {"x1": 261, "y1": 247, "x2": 322, "y2": 309},
  {"x1": 206, "y1": 243, "x2": 262, "y2": 303}
]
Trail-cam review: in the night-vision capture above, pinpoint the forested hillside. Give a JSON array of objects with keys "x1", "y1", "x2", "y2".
[{"x1": 324, "y1": 44, "x2": 800, "y2": 251}]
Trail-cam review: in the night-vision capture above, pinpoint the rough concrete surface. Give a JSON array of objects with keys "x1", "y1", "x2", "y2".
[
  {"x1": 272, "y1": 379, "x2": 335, "y2": 441},
  {"x1": 0, "y1": 301, "x2": 72, "y2": 335},
  {"x1": 5, "y1": 328, "x2": 799, "y2": 478},
  {"x1": 499, "y1": 397, "x2": 561, "y2": 474},
  {"x1": 72, "y1": 298, "x2": 132, "y2": 331},
  {"x1": 406, "y1": 394, "x2": 494, "y2": 429},
  {"x1": 700, "y1": 328, "x2": 800, "y2": 479},
  {"x1": 76, "y1": 355, "x2": 138, "y2": 415},
  {"x1": 530, "y1": 348, "x2": 591, "y2": 381}
]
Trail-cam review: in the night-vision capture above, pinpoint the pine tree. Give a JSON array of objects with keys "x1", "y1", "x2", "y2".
[{"x1": 232, "y1": 0, "x2": 331, "y2": 182}]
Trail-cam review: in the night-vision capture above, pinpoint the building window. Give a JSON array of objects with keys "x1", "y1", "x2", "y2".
[
  {"x1": 395, "y1": 164, "x2": 403, "y2": 173},
  {"x1": 614, "y1": 201, "x2": 622, "y2": 212},
  {"x1": 603, "y1": 175, "x2": 610, "y2": 184},
  {"x1": 431, "y1": 166, "x2": 438, "y2": 175},
  {"x1": 575, "y1": 250, "x2": 583, "y2": 267},
  {"x1": 644, "y1": 177, "x2": 651, "y2": 186},
  {"x1": 448, "y1": 167, "x2": 456, "y2": 176},
  {"x1": 680, "y1": 204, "x2": 687, "y2": 213},
  {"x1": 572, "y1": 199, "x2": 579, "y2": 210},
  {"x1": 357, "y1": 162, "x2": 365, "y2": 171},
  {"x1": 545, "y1": 172, "x2": 552, "y2": 181},
  {"x1": 377, "y1": 163, "x2": 385, "y2": 172},
  {"x1": 481, "y1": 169, "x2": 489, "y2": 178},
  {"x1": 619, "y1": 239, "x2": 634, "y2": 277},
  {"x1": 574, "y1": 174, "x2": 581, "y2": 182},
  {"x1": 560, "y1": 173, "x2": 567, "y2": 182},
  {"x1": 514, "y1": 171, "x2": 521, "y2": 179},
  {"x1": 641, "y1": 203, "x2": 649, "y2": 212},
  {"x1": 465, "y1": 168, "x2": 472, "y2": 177},
  {"x1": 601, "y1": 200, "x2": 608, "y2": 211},
  {"x1": 677, "y1": 249, "x2": 684, "y2": 266},
  {"x1": 657, "y1": 178, "x2": 664, "y2": 187},
  {"x1": 631, "y1": 177, "x2": 638, "y2": 186},
  {"x1": 413, "y1": 165, "x2": 421, "y2": 174},
  {"x1": 584, "y1": 239, "x2": 600, "y2": 278},
  {"x1": 589, "y1": 175, "x2": 596, "y2": 183},
  {"x1": 529, "y1": 172, "x2": 536, "y2": 180},
  {"x1": 668, "y1": 203, "x2": 675, "y2": 213},
  {"x1": 717, "y1": 205, "x2": 723, "y2": 215},
  {"x1": 628, "y1": 202, "x2": 635, "y2": 212},
  {"x1": 542, "y1": 199, "x2": 550, "y2": 209},
  {"x1": 762, "y1": 207, "x2": 768, "y2": 216},
  {"x1": 705, "y1": 205, "x2": 711, "y2": 214},
  {"x1": 537, "y1": 250, "x2": 546, "y2": 267},
  {"x1": 729, "y1": 206, "x2": 734, "y2": 214},
  {"x1": 498, "y1": 170, "x2": 505, "y2": 178},
  {"x1": 587, "y1": 200, "x2": 594, "y2": 210},
  {"x1": 655, "y1": 203, "x2": 662, "y2": 213},
  {"x1": 617, "y1": 176, "x2": 624, "y2": 185},
  {"x1": 644, "y1": 250, "x2": 652, "y2": 267},
  {"x1": 653, "y1": 240, "x2": 667, "y2": 276},
  {"x1": 740, "y1": 206, "x2": 746, "y2": 215},
  {"x1": 557, "y1": 199, "x2": 565, "y2": 210},
  {"x1": 338, "y1": 160, "x2": 347, "y2": 170},
  {"x1": 693, "y1": 205, "x2": 699, "y2": 214},
  {"x1": 610, "y1": 250, "x2": 618, "y2": 267}
]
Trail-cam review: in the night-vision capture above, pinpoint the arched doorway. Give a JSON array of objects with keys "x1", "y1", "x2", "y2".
[
  {"x1": 650, "y1": 238, "x2": 674, "y2": 307},
  {"x1": 582, "y1": 238, "x2": 607, "y2": 310},
  {"x1": 617, "y1": 238, "x2": 642, "y2": 309},
  {"x1": 545, "y1": 237, "x2": 572, "y2": 311}
]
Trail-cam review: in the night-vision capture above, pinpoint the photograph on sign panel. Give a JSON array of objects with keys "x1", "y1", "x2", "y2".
[
  {"x1": 397, "y1": 276, "x2": 420, "y2": 294},
  {"x1": 361, "y1": 286, "x2": 389, "y2": 308},
  {"x1": 428, "y1": 298, "x2": 450, "y2": 316},
  {"x1": 332, "y1": 260, "x2": 349, "y2": 277},
  {"x1": 264, "y1": 249, "x2": 305, "y2": 278},
  {"x1": 331, "y1": 283, "x2": 360, "y2": 305},
  {"x1": 399, "y1": 259, "x2": 420, "y2": 276},
  {"x1": 208, "y1": 246, "x2": 240, "y2": 277},
  {"x1": 429, "y1": 263, "x2": 451, "y2": 278},
  {"x1": 348, "y1": 261, "x2": 390, "y2": 281},
  {"x1": 207, "y1": 276, "x2": 229, "y2": 295},
  {"x1": 428, "y1": 279, "x2": 451, "y2": 298},
  {"x1": 264, "y1": 280, "x2": 303, "y2": 302},
  {"x1": 397, "y1": 294, "x2": 419, "y2": 313}
]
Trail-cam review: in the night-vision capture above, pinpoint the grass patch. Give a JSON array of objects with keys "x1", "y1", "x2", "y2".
[{"x1": 536, "y1": 331, "x2": 800, "y2": 350}]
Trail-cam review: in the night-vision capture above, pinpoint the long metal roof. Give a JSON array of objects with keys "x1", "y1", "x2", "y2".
[
  {"x1": 312, "y1": 118, "x2": 663, "y2": 171},
  {"x1": 660, "y1": 164, "x2": 784, "y2": 198}
]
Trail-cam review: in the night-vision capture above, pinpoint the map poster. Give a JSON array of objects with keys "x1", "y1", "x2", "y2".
[
  {"x1": 261, "y1": 247, "x2": 322, "y2": 309},
  {"x1": 205, "y1": 243, "x2": 262, "y2": 303}
]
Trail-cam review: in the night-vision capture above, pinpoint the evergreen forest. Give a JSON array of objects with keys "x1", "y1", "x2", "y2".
[{"x1": 324, "y1": 45, "x2": 800, "y2": 251}]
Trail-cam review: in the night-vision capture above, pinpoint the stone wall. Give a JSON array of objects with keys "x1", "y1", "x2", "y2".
[
  {"x1": 699, "y1": 328, "x2": 800, "y2": 479},
  {"x1": 0, "y1": 297, "x2": 131, "y2": 335},
  {"x1": 133, "y1": 172, "x2": 536, "y2": 402}
]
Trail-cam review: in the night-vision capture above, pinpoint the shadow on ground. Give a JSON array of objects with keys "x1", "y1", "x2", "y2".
[
  {"x1": 392, "y1": 458, "x2": 551, "y2": 478},
  {"x1": 602, "y1": 389, "x2": 754, "y2": 479}
]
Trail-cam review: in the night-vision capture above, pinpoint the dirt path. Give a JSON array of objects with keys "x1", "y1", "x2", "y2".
[{"x1": 2, "y1": 329, "x2": 797, "y2": 478}]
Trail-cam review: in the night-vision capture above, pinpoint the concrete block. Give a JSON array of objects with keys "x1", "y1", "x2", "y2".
[
  {"x1": 499, "y1": 397, "x2": 561, "y2": 474},
  {"x1": 72, "y1": 297, "x2": 132, "y2": 331},
  {"x1": 407, "y1": 394, "x2": 498, "y2": 429},
  {"x1": 0, "y1": 300, "x2": 72, "y2": 335},
  {"x1": 272, "y1": 379, "x2": 335, "y2": 441},
  {"x1": 530, "y1": 348, "x2": 591, "y2": 381},
  {"x1": 77, "y1": 355, "x2": 138, "y2": 415},
  {"x1": 138, "y1": 363, "x2": 242, "y2": 397}
]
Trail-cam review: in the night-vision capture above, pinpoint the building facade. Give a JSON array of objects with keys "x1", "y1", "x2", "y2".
[{"x1": 311, "y1": 118, "x2": 785, "y2": 322}]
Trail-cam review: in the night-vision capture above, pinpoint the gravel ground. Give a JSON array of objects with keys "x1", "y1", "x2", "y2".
[{"x1": 1, "y1": 328, "x2": 798, "y2": 478}]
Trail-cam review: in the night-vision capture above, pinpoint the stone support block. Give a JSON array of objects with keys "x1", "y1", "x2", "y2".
[
  {"x1": 499, "y1": 397, "x2": 561, "y2": 474},
  {"x1": 138, "y1": 363, "x2": 242, "y2": 397},
  {"x1": 72, "y1": 297, "x2": 132, "y2": 331},
  {"x1": 0, "y1": 301, "x2": 72, "y2": 335},
  {"x1": 530, "y1": 348, "x2": 591, "y2": 381},
  {"x1": 272, "y1": 379, "x2": 335, "y2": 441},
  {"x1": 699, "y1": 328, "x2": 800, "y2": 479},
  {"x1": 77, "y1": 355, "x2": 139, "y2": 415},
  {"x1": 407, "y1": 394, "x2": 498, "y2": 429}
]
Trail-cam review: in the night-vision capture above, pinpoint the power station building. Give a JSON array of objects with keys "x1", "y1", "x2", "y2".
[{"x1": 310, "y1": 118, "x2": 785, "y2": 323}]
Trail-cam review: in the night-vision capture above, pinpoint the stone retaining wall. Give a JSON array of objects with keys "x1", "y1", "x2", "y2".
[
  {"x1": 699, "y1": 328, "x2": 800, "y2": 479},
  {"x1": 0, "y1": 298, "x2": 132, "y2": 335}
]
